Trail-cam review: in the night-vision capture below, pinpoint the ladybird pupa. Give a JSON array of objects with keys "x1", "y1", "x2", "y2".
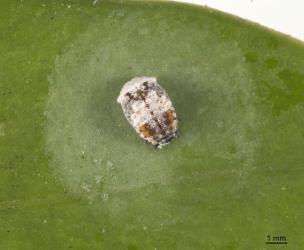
[{"x1": 117, "y1": 77, "x2": 178, "y2": 149}]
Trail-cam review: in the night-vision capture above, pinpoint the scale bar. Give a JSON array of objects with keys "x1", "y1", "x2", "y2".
[{"x1": 266, "y1": 242, "x2": 288, "y2": 244}]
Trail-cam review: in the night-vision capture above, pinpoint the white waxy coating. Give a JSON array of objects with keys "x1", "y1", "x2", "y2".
[{"x1": 117, "y1": 77, "x2": 178, "y2": 148}]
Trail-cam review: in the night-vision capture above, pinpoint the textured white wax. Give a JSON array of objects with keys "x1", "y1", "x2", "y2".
[{"x1": 117, "y1": 77, "x2": 178, "y2": 148}]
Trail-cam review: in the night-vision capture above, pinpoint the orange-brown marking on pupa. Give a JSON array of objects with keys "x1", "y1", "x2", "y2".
[
  {"x1": 164, "y1": 110, "x2": 175, "y2": 128},
  {"x1": 139, "y1": 123, "x2": 155, "y2": 138}
]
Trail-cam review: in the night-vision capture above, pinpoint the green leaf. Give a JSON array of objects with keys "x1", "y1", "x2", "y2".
[{"x1": 0, "y1": 1, "x2": 303, "y2": 249}]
